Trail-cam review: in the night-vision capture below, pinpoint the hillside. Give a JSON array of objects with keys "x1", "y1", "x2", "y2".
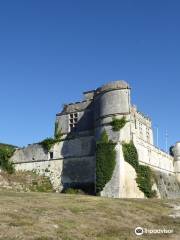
[
  {"x1": 0, "y1": 191, "x2": 179, "y2": 240},
  {"x1": 0, "y1": 143, "x2": 18, "y2": 149}
]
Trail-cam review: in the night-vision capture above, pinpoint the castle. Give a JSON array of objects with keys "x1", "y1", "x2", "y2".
[{"x1": 10, "y1": 80, "x2": 180, "y2": 198}]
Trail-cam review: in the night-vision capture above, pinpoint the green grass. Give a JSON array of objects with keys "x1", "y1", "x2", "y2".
[{"x1": 0, "y1": 191, "x2": 179, "y2": 240}]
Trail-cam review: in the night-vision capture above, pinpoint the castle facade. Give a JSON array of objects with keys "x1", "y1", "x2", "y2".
[{"x1": 11, "y1": 81, "x2": 180, "y2": 198}]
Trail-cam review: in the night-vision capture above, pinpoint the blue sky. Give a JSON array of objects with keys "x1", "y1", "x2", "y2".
[{"x1": 0, "y1": 0, "x2": 179, "y2": 150}]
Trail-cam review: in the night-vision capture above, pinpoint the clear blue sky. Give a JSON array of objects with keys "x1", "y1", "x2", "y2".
[{"x1": 0, "y1": 0, "x2": 179, "y2": 150}]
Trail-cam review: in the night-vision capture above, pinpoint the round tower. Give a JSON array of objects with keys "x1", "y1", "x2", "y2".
[
  {"x1": 173, "y1": 142, "x2": 180, "y2": 183},
  {"x1": 94, "y1": 80, "x2": 131, "y2": 142},
  {"x1": 94, "y1": 80, "x2": 131, "y2": 198}
]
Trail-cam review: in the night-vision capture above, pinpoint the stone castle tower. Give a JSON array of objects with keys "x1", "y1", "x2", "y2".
[{"x1": 11, "y1": 80, "x2": 180, "y2": 198}]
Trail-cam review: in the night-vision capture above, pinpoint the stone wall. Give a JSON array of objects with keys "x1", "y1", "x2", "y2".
[
  {"x1": 11, "y1": 135, "x2": 96, "y2": 193},
  {"x1": 14, "y1": 156, "x2": 95, "y2": 192},
  {"x1": 153, "y1": 170, "x2": 180, "y2": 199},
  {"x1": 134, "y1": 137, "x2": 174, "y2": 173},
  {"x1": 100, "y1": 143, "x2": 145, "y2": 198},
  {"x1": 11, "y1": 144, "x2": 48, "y2": 163},
  {"x1": 14, "y1": 159, "x2": 63, "y2": 191}
]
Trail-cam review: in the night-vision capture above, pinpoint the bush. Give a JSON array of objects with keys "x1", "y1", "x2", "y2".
[
  {"x1": 122, "y1": 141, "x2": 156, "y2": 198},
  {"x1": 111, "y1": 116, "x2": 127, "y2": 131},
  {"x1": 40, "y1": 138, "x2": 57, "y2": 152},
  {"x1": 96, "y1": 131, "x2": 116, "y2": 194},
  {"x1": 40, "y1": 130, "x2": 62, "y2": 152},
  {"x1": 0, "y1": 145, "x2": 15, "y2": 174}
]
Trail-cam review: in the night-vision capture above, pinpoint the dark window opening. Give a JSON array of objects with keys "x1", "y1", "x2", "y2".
[
  {"x1": 50, "y1": 152, "x2": 53, "y2": 159},
  {"x1": 69, "y1": 112, "x2": 79, "y2": 132}
]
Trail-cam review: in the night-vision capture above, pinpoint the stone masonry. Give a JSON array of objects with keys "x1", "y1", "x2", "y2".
[{"x1": 10, "y1": 80, "x2": 180, "y2": 198}]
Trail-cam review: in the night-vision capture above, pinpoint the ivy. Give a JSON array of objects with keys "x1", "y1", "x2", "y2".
[
  {"x1": 122, "y1": 141, "x2": 156, "y2": 198},
  {"x1": 122, "y1": 142, "x2": 139, "y2": 171},
  {"x1": 0, "y1": 144, "x2": 15, "y2": 174},
  {"x1": 136, "y1": 165, "x2": 156, "y2": 198},
  {"x1": 40, "y1": 123, "x2": 62, "y2": 152},
  {"x1": 96, "y1": 131, "x2": 116, "y2": 194},
  {"x1": 40, "y1": 138, "x2": 58, "y2": 152},
  {"x1": 111, "y1": 116, "x2": 127, "y2": 131}
]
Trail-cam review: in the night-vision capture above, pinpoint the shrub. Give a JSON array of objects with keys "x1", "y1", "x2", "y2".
[
  {"x1": 0, "y1": 145, "x2": 15, "y2": 174},
  {"x1": 40, "y1": 130, "x2": 62, "y2": 152},
  {"x1": 40, "y1": 138, "x2": 57, "y2": 152},
  {"x1": 111, "y1": 116, "x2": 127, "y2": 131},
  {"x1": 122, "y1": 141, "x2": 156, "y2": 198},
  {"x1": 96, "y1": 131, "x2": 116, "y2": 194}
]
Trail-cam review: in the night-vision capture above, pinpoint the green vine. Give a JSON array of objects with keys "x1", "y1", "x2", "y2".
[
  {"x1": 122, "y1": 141, "x2": 139, "y2": 171},
  {"x1": 40, "y1": 138, "x2": 59, "y2": 152},
  {"x1": 111, "y1": 116, "x2": 127, "y2": 131},
  {"x1": 40, "y1": 124, "x2": 62, "y2": 152},
  {"x1": 0, "y1": 144, "x2": 15, "y2": 174},
  {"x1": 136, "y1": 165, "x2": 156, "y2": 198},
  {"x1": 122, "y1": 141, "x2": 156, "y2": 198},
  {"x1": 96, "y1": 131, "x2": 116, "y2": 194}
]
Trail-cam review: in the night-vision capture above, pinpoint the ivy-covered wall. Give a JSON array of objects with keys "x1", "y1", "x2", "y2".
[
  {"x1": 122, "y1": 141, "x2": 157, "y2": 198},
  {"x1": 95, "y1": 131, "x2": 116, "y2": 194}
]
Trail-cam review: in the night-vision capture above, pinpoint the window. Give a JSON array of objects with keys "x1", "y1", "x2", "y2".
[
  {"x1": 148, "y1": 149, "x2": 151, "y2": 163},
  {"x1": 146, "y1": 127, "x2": 150, "y2": 143},
  {"x1": 135, "y1": 119, "x2": 137, "y2": 129},
  {"x1": 50, "y1": 152, "x2": 53, "y2": 159},
  {"x1": 69, "y1": 112, "x2": 78, "y2": 132},
  {"x1": 139, "y1": 122, "x2": 143, "y2": 136}
]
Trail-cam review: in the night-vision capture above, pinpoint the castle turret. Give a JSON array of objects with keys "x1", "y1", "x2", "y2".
[
  {"x1": 94, "y1": 80, "x2": 131, "y2": 142},
  {"x1": 93, "y1": 80, "x2": 131, "y2": 198},
  {"x1": 173, "y1": 142, "x2": 180, "y2": 183}
]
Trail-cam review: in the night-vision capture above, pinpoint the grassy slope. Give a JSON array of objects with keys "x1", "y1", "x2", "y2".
[
  {"x1": 0, "y1": 192, "x2": 179, "y2": 240},
  {"x1": 0, "y1": 171, "x2": 53, "y2": 193}
]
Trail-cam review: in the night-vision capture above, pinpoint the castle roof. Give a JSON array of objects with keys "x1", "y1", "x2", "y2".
[{"x1": 95, "y1": 80, "x2": 130, "y2": 95}]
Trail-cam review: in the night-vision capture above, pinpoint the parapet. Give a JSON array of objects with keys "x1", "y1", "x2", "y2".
[
  {"x1": 57, "y1": 100, "x2": 92, "y2": 116},
  {"x1": 95, "y1": 80, "x2": 130, "y2": 96},
  {"x1": 83, "y1": 90, "x2": 95, "y2": 100}
]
